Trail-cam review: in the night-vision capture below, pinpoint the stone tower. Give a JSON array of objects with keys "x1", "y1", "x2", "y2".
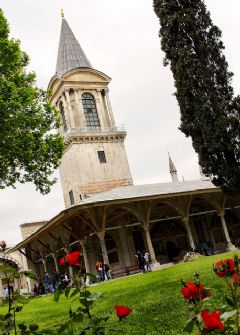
[
  {"x1": 48, "y1": 15, "x2": 133, "y2": 208},
  {"x1": 168, "y1": 152, "x2": 179, "y2": 182}
]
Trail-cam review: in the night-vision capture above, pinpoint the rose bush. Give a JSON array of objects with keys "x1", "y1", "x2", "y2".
[
  {"x1": 181, "y1": 255, "x2": 240, "y2": 334},
  {"x1": 55, "y1": 251, "x2": 133, "y2": 334}
]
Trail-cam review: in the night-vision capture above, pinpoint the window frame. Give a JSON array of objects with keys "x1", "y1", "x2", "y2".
[
  {"x1": 69, "y1": 190, "x2": 75, "y2": 205},
  {"x1": 97, "y1": 150, "x2": 107, "y2": 163},
  {"x1": 82, "y1": 93, "x2": 101, "y2": 129}
]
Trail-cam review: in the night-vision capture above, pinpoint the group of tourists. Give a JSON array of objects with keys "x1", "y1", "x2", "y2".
[
  {"x1": 33, "y1": 271, "x2": 69, "y2": 295},
  {"x1": 95, "y1": 261, "x2": 112, "y2": 281},
  {"x1": 33, "y1": 250, "x2": 152, "y2": 295},
  {"x1": 135, "y1": 250, "x2": 152, "y2": 273}
]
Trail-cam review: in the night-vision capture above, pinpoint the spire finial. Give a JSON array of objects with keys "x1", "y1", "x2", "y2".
[{"x1": 61, "y1": 9, "x2": 64, "y2": 18}]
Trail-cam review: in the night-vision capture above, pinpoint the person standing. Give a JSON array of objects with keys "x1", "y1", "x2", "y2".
[
  {"x1": 135, "y1": 251, "x2": 145, "y2": 273},
  {"x1": 96, "y1": 261, "x2": 104, "y2": 281},
  {"x1": 43, "y1": 272, "x2": 54, "y2": 294},
  {"x1": 143, "y1": 251, "x2": 152, "y2": 271},
  {"x1": 104, "y1": 263, "x2": 112, "y2": 280}
]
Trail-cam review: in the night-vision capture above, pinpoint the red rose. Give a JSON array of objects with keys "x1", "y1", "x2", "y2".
[
  {"x1": 66, "y1": 251, "x2": 81, "y2": 266},
  {"x1": 59, "y1": 256, "x2": 68, "y2": 267},
  {"x1": 59, "y1": 251, "x2": 81, "y2": 267},
  {"x1": 114, "y1": 305, "x2": 132, "y2": 320},
  {"x1": 232, "y1": 273, "x2": 240, "y2": 286},
  {"x1": 181, "y1": 281, "x2": 198, "y2": 300},
  {"x1": 201, "y1": 310, "x2": 224, "y2": 331},
  {"x1": 199, "y1": 283, "x2": 211, "y2": 300},
  {"x1": 215, "y1": 259, "x2": 235, "y2": 277},
  {"x1": 181, "y1": 281, "x2": 211, "y2": 301}
]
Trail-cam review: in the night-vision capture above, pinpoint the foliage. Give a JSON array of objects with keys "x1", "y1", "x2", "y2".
[
  {"x1": 0, "y1": 262, "x2": 37, "y2": 335},
  {"x1": 153, "y1": 0, "x2": 240, "y2": 195},
  {"x1": 0, "y1": 9, "x2": 64, "y2": 194},
  {"x1": 181, "y1": 255, "x2": 240, "y2": 334},
  {"x1": 53, "y1": 251, "x2": 128, "y2": 334}
]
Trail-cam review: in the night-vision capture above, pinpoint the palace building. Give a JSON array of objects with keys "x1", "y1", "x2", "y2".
[{"x1": 2, "y1": 14, "x2": 240, "y2": 294}]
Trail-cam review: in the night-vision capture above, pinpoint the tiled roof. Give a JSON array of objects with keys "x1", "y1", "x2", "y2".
[
  {"x1": 79, "y1": 180, "x2": 217, "y2": 206},
  {"x1": 56, "y1": 18, "x2": 92, "y2": 76},
  {"x1": 6, "y1": 179, "x2": 218, "y2": 253}
]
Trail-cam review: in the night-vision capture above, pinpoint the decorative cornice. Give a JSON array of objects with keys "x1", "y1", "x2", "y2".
[{"x1": 64, "y1": 133, "x2": 126, "y2": 150}]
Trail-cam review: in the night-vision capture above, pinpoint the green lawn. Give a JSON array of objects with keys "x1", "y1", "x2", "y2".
[{"x1": 1, "y1": 251, "x2": 239, "y2": 334}]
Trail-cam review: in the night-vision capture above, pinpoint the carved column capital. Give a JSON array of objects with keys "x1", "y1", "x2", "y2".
[
  {"x1": 142, "y1": 224, "x2": 149, "y2": 233},
  {"x1": 182, "y1": 216, "x2": 189, "y2": 225},
  {"x1": 80, "y1": 238, "x2": 87, "y2": 247},
  {"x1": 97, "y1": 231, "x2": 105, "y2": 241},
  {"x1": 217, "y1": 210, "x2": 225, "y2": 218}
]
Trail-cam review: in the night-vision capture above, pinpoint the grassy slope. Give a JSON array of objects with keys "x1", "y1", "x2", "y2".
[{"x1": 1, "y1": 251, "x2": 239, "y2": 334}]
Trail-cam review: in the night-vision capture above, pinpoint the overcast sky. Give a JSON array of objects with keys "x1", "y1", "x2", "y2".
[{"x1": 0, "y1": 0, "x2": 239, "y2": 244}]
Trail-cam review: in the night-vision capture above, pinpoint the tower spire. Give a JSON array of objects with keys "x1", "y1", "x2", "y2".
[
  {"x1": 168, "y1": 152, "x2": 179, "y2": 182},
  {"x1": 56, "y1": 17, "x2": 92, "y2": 76}
]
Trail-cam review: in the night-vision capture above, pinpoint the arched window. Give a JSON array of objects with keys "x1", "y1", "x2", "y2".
[
  {"x1": 59, "y1": 101, "x2": 68, "y2": 132},
  {"x1": 82, "y1": 93, "x2": 100, "y2": 128}
]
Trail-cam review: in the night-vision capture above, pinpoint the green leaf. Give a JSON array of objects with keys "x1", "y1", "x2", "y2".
[
  {"x1": 29, "y1": 324, "x2": 39, "y2": 331},
  {"x1": 65, "y1": 287, "x2": 71, "y2": 299},
  {"x1": 183, "y1": 319, "x2": 194, "y2": 333},
  {"x1": 58, "y1": 322, "x2": 69, "y2": 333},
  {"x1": 54, "y1": 289, "x2": 62, "y2": 302},
  {"x1": 70, "y1": 288, "x2": 79, "y2": 298},
  {"x1": 18, "y1": 323, "x2": 28, "y2": 331},
  {"x1": 221, "y1": 310, "x2": 237, "y2": 321},
  {"x1": 225, "y1": 297, "x2": 235, "y2": 307},
  {"x1": 72, "y1": 312, "x2": 83, "y2": 323}
]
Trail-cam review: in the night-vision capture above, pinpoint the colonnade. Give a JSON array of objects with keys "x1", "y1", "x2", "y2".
[{"x1": 37, "y1": 208, "x2": 236, "y2": 275}]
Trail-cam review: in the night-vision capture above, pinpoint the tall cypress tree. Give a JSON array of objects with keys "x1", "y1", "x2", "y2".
[{"x1": 153, "y1": 0, "x2": 240, "y2": 195}]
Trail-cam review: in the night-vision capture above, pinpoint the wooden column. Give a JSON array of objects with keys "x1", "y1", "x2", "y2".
[
  {"x1": 42, "y1": 258, "x2": 47, "y2": 272},
  {"x1": 143, "y1": 226, "x2": 160, "y2": 269},
  {"x1": 217, "y1": 210, "x2": 236, "y2": 251},
  {"x1": 182, "y1": 217, "x2": 196, "y2": 250},
  {"x1": 80, "y1": 239, "x2": 90, "y2": 273},
  {"x1": 52, "y1": 253, "x2": 59, "y2": 272},
  {"x1": 97, "y1": 231, "x2": 110, "y2": 265}
]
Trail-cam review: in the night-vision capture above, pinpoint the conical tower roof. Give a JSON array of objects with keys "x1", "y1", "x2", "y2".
[
  {"x1": 56, "y1": 16, "x2": 92, "y2": 76},
  {"x1": 168, "y1": 152, "x2": 177, "y2": 173}
]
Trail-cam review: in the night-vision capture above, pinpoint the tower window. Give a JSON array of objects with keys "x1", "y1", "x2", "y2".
[
  {"x1": 69, "y1": 190, "x2": 74, "y2": 205},
  {"x1": 82, "y1": 93, "x2": 100, "y2": 128},
  {"x1": 97, "y1": 150, "x2": 107, "y2": 163},
  {"x1": 59, "y1": 101, "x2": 68, "y2": 132}
]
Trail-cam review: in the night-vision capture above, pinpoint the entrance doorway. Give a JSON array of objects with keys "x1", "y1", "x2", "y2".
[
  {"x1": 166, "y1": 241, "x2": 179, "y2": 261},
  {"x1": 133, "y1": 230, "x2": 145, "y2": 252}
]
